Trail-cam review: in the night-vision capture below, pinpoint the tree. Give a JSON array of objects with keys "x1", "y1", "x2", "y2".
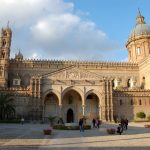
[
  {"x1": 0, "y1": 94, "x2": 15, "y2": 120},
  {"x1": 136, "y1": 112, "x2": 146, "y2": 119}
]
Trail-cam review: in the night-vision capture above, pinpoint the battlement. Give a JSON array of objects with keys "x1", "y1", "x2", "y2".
[
  {"x1": 113, "y1": 88, "x2": 150, "y2": 97},
  {"x1": 0, "y1": 87, "x2": 30, "y2": 96},
  {"x1": 10, "y1": 58, "x2": 138, "y2": 68}
]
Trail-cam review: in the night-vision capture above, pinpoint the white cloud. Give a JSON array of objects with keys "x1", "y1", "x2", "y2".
[{"x1": 0, "y1": 0, "x2": 122, "y2": 61}]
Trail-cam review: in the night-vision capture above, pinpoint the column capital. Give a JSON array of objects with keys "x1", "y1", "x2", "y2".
[{"x1": 59, "y1": 104, "x2": 62, "y2": 107}]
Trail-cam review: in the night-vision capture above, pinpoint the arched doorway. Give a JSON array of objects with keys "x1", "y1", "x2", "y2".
[
  {"x1": 44, "y1": 93, "x2": 59, "y2": 121},
  {"x1": 85, "y1": 93, "x2": 99, "y2": 123},
  {"x1": 67, "y1": 109, "x2": 74, "y2": 123},
  {"x1": 62, "y1": 89, "x2": 82, "y2": 123}
]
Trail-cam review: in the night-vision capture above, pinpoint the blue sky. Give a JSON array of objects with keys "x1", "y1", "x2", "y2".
[{"x1": 0, "y1": 0, "x2": 149, "y2": 61}]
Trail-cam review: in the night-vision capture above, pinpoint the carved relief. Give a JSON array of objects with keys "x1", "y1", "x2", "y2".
[
  {"x1": 48, "y1": 68, "x2": 101, "y2": 80},
  {"x1": 66, "y1": 71, "x2": 80, "y2": 79}
]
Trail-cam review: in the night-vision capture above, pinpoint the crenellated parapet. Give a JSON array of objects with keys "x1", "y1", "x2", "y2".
[
  {"x1": 9, "y1": 58, "x2": 138, "y2": 70},
  {"x1": 113, "y1": 89, "x2": 150, "y2": 97},
  {"x1": 0, "y1": 87, "x2": 30, "y2": 96}
]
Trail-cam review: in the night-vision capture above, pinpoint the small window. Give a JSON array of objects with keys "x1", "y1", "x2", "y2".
[
  {"x1": 120, "y1": 99, "x2": 122, "y2": 105},
  {"x1": 136, "y1": 47, "x2": 141, "y2": 55},
  {"x1": 139, "y1": 99, "x2": 142, "y2": 105},
  {"x1": 13, "y1": 79, "x2": 21, "y2": 86}
]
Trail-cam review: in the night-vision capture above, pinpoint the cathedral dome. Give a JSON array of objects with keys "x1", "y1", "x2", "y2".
[
  {"x1": 129, "y1": 23, "x2": 150, "y2": 38},
  {"x1": 129, "y1": 10, "x2": 150, "y2": 39}
]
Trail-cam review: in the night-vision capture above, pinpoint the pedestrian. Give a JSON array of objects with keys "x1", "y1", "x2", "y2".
[
  {"x1": 21, "y1": 117, "x2": 24, "y2": 125},
  {"x1": 92, "y1": 118, "x2": 96, "y2": 128},
  {"x1": 97, "y1": 119, "x2": 101, "y2": 128},
  {"x1": 79, "y1": 118, "x2": 84, "y2": 132},
  {"x1": 124, "y1": 118, "x2": 128, "y2": 130},
  {"x1": 117, "y1": 124, "x2": 123, "y2": 135}
]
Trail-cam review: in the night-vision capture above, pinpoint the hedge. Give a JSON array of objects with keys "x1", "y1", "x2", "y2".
[
  {"x1": 0, "y1": 120, "x2": 20, "y2": 123},
  {"x1": 53, "y1": 124, "x2": 91, "y2": 130}
]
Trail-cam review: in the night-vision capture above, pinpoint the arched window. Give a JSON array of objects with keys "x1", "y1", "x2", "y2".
[
  {"x1": 139, "y1": 99, "x2": 142, "y2": 105},
  {"x1": 141, "y1": 77, "x2": 145, "y2": 89},
  {"x1": 136, "y1": 47, "x2": 141, "y2": 55},
  {"x1": 2, "y1": 39, "x2": 6, "y2": 47},
  {"x1": 112, "y1": 79, "x2": 115, "y2": 88},
  {"x1": 127, "y1": 79, "x2": 130, "y2": 88},
  {"x1": 3, "y1": 31, "x2": 7, "y2": 36}
]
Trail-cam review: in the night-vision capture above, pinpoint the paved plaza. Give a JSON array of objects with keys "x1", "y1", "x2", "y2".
[{"x1": 0, "y1": 122, "x2": 150, "y2": 150}]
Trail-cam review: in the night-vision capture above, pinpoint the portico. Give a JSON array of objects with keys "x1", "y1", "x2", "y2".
[{"x1": 41, "y1": 67, "x2": 114, "y2": 123}]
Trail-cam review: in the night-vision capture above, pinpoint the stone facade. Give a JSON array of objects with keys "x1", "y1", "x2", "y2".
[{"x1": 0, "y1": 12, "x2": 150, "y2": 123}]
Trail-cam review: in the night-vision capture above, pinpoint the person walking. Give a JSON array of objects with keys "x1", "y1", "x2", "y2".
[
  {"x1": 117, "y1": 124, "x2": 123, "y2": 135},
  {"x1": 124, "y1": 118, "x2": 128, "y2": 130},
  {"x1": 97, "y1": 119, "x2": 101, "y2": 128},
  {"x1": 21, "y1": 117, "x2": 24, "y2": 125},
  {"x1": 79, "y1": 118, "x2": 84, "y2": 132},
  {"x1": 92, "y1": 118, "x2": 96, "y2": 128}
]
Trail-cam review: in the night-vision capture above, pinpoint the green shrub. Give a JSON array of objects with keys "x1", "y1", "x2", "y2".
[
  {"x1": 53, "y1": 124, "x2": 91, "y2": 130},
  {"x1": 136, "y1": 112, "x2": 146, "y2": 119},
  {"x1": 0, "y1": 119, "x2": 20, "y2": 123}
]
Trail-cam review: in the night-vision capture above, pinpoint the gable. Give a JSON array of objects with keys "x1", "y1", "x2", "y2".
[{"x1": 43, "y1": 66, "x2": 102, "y2": 80}]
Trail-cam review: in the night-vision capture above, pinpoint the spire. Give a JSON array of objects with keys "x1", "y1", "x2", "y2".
[
  {"x1": 136, "y1": 9, "x2": 145, "y2": 25},
  {"x1": 138, "y1": 8, "x2": 141, "y2": 16},
  {"x1": 15, "y1": 50, "x2": 23, "y2": 61}
]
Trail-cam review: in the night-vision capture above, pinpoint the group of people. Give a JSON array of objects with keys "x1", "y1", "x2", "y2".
[
  {"x1": 117, "y1": 118, "x2": 128, "y2": 135},
  {"x1": 92, "y1": 118, "x2": 101, "y2": 128}
]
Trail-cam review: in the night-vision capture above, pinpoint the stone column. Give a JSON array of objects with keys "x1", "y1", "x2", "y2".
[
  {"x1": 101, "y1": 80, "x2": 107, "y2": 121},
  {"x1": 34, "y1": 78, "x2": 37, "y2": 98},
  {"x1": 82, "y1": 105, "x2": 85, "y2": 116},
  {"x1": 42, "y1": 105, "x2": 45, "y2": 122},
  {"x1": 98, "y1": 105, "x2": 102, "y2": 120},
  {"x1": 38, "y1": 78, "x2": 41, "y2": 98},
  {"x1": 109, "y1": 80, "x2": 114, "y2": 121},
  {"x1": 59, "y1": 104, "x2": 62, "y2": 118},
  {"x1": 106, "y1": 80, "x2": 110, "y2": 121}
]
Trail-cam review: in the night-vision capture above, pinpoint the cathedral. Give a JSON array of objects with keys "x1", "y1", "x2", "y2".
[{"x1": 0, "y1": 11, "x2": 150, "y2": 123}]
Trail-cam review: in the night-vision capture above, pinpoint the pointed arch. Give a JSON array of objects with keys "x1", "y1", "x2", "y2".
[
  {"x1": 85, "y1": 89, "x2": 101, "y2": 105},
  {"x1": 43, "y1": 89, "x2": 61, "y2": 105},
  {"x1": 62, "y1": 86, "x2": 84, "y2": 103}
]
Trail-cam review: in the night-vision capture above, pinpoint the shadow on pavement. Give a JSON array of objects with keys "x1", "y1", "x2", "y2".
[{"x1": 0, "y1": 146, "x2": 150, "y2": 150}]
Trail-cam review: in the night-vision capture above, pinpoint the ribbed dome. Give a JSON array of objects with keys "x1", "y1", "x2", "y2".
[
  {"x1": 129, "y1": 10, "x2": 150, "y2": 38},
  {"x1": 129, "y1": 23, "x2": 150, "y2": 38}
]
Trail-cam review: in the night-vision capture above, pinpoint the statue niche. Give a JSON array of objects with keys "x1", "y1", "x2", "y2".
[
  {"x1": 2, "y1": 39, "x2": 7, "y2": 47},
  {"x1": 1, "y1": 51, "x2": 5, "y2": 58}
]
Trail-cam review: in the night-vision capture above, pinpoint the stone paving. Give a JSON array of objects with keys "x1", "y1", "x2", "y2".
[{"x1": 0, "y1": 122, "x2": 150, "y2": 150}]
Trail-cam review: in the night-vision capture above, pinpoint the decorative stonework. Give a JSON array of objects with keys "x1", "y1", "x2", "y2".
[{"x1": 46, "y1": 67, "x2": 102, "y2": 80}]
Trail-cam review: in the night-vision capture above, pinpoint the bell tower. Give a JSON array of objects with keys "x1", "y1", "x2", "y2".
[{"x1": 0, "y1": 25, "x2": 12, "y2": 87}]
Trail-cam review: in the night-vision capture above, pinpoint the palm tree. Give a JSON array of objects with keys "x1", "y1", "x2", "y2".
[{"x1": 0, "y1": 94, "x2": 15, "y2": 120}]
